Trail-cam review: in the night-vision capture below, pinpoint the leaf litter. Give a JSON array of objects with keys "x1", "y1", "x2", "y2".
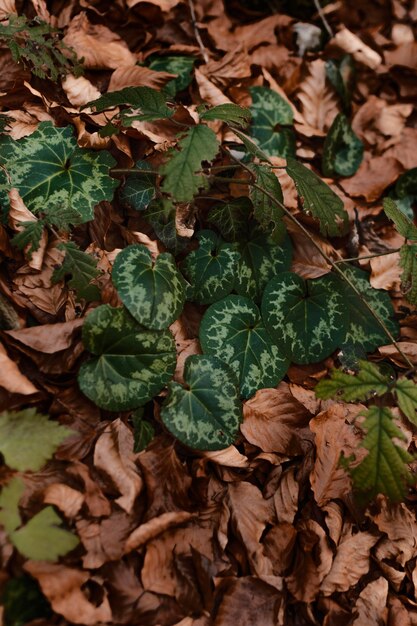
[{"x1": 1, "y1": 0, "x2": 417, "y2": 625}]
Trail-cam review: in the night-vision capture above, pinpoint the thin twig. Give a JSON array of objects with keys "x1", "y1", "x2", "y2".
[
  {"x1": 187, "y1": 0, "x2": 209, "y2": 63},
  {"x1": 313, "y1": 0, "x2": 334, "y2": 38},
  {"x1": 334, "y1": 249, "x2": 402, "y2": 264}
]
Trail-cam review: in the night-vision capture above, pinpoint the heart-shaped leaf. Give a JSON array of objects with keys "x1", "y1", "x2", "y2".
[
  {"x1": 235, "y1": 224, "x2": 293, "y2": 301},
  {"x1": 78, "y1": 305, "x2": 176, "y2": 411},
  {"x1": 0, "y1": 122, "x2": 118, "y2": 222},
  {"x1": 262, "y1": 272, "x2": 348, "y2": 364},
  {"x1": 181, "y1": 230, "x2": 240, "y2": 304},
  {"x1": 250, "y1": 86, "x2": 296, "y2": 158},
  {"x1": 335, "y1": 265, "x2": 399, "y2": 352},
  {"x1": 161, "y1": 355, "x2": 242, "y2": 450},
  {"x1": 119, "y1": 161, "x2": 156, "y2": 211},
  {"x1": 200, "y1": 295, "x2": 289, "y2": 399},
  {"x1": 322, "y1": 113, "x2": 363, "y2": 177},
  {"x1": 112, "y1": 244, "x2": 187, "y2": 329}
]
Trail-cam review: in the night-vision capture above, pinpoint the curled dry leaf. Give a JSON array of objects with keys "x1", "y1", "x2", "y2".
[
  {"x1": 62, "y1": 75, "x2": 101, "y2": 108},
  {"x1": 77, "y1": 512, "x2": 132, "y2": 569},
  {"x1": 370, "y1": 252, "x2": 401, "y2": 290},
  {"x1": 378, "y1": 342, "x2": 417, "y2": 367},
  {"x1": 0, "y1": 342, "x2": 38, "y2": 395},
  {"x1": 126, "y1": 0, "x2": 182, "y2": 9},
  {"x1": 124, "y1": 510, "x2": 194, "y2": 554},
  {"x1": 195, "y1": 68, "x2": 232, "y2": 106},
  {"x1": 24, "y1": 561, "x2": 112, "y2": 625},
  {"x1": 352, "y1": 577, "x2": 389, "y2": 626},
  {"x1": 8, "y1": 188, "x2": 47, "y2": 270},
  {"x1": 213, "y1": 577, "x2": 283, "y2": 626},
  {"x1": 2, "y1": 106, "x2": 53, "y2": 139},
  {"x1": 340, "y1": 156, "x2": 404, "y2": 202},
  {"x1": 273, "y1": 467, "x2": 299, "y2": 525},
  {"x1": 64, "y1": 12, "x2": 136, "y2": 70},
  {"x1": 5, "y1": 318, "x2": 83, "y2": 354},
  {"x1": 288, "y1": 224, "x2": 333, "y2": 279},
  {"x1": 43, "y1": 483, "x2": 84, "y2": 518},
  {"x1": 332, "y1": 28, "x2": 382, "y2": 69},
  {"x1": 202, "y1": 445, "x2": 248, "y2": 468},
  {"x1": 371, "y1": 497, "x2": 417, "y2": 567},
  {"x1": 93, "y1": 418, "x2": 143, "y2": 514}
]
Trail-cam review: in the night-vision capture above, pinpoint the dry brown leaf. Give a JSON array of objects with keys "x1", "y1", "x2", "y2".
[
  {"x1": 202, "y1": 445, "x2": 248, "y2": 468},
  {"x1": 385, "y1": 42, "x2": 417, "y2": 70},
  {"x1": 201, "y1": 47, "x2": 252, "y2": 83},
  {"x1": 5, "y1": 319, "x2": 83, "y2": 354},
  {"x1": 288, "y1": 223, "x2": 334, "y2": 279},
  {"x1": 0, "y1": 342, "x2": 38, "y2": 395},
  {"x1": 0, "y1": 0, "x2": 16, "y2": 19},
  {"x1": 384, "y1": 128, "x2": 417, "y2": 170},
  {"x1": 378, "y1": 342, "x2": 417, "y2": 366},
  {"x1": 340, "y1": 156, "x2": 403, "y2": 201},
  {"x1": 195, "y1": 68, "x2": 232, "y2": 106},
  {"x1": 64, "y1": 12, "x2": 136, "y2": 70},
  {"x1": 332, "y1": 28, "x2": 383, "y2": 69},
  {"x1": 124, "y1": 511, "x2": 194, "y2": 554},
  {"x1": 296, "y1": 59, "x2": 339, "y2": 134},
  {"x1": 77, "y1": 512, "x2": 132, "y2": 568},
  {"x1": 320, "y1": 527, "x2": 378, "y2": 595},
  {"x1": 213, "y1": 577, "x2": 283, "y2": 626},
  {"x1": 61, "y1": 74, "x2": 101, "y2": 108},
  {"x1": 370, "y1": 252, "x2": 401, "y2": 290},
  {"x1": 8, "y1": 188, "x2": 47, "y2": 270},
  {"x1": 94, "y1": 419, "x2": 142, "y2": 514},
  {"x1": 43, "y1": 483, "x2": 84, "y2": 518},
  {"x1": 24, "y1": 562, "x2": 112, "y2": 625},
  {"x1": 273, "y1": 467, "x2": 299, "y2": 524},
  {"x1": 108, "y1": 65, "x2": 175, "y2": 92},
  {"x1": 233, "y1": 14, "x2": 293, "y2": 51},
  {"x1": 352, "y1": 96, "x2": 413, "y2": 145},
  {"x1": 67, "y1": 462, "x2": 111, "y2": 518},
  {"x1": 127, "y1": 0, "x2": 181, "y2": 8},
  {"x1": 2, "y1": 106, "x2": 53, "y2": 139},
  {"x1": 372, "y1": 498, "x2": 417, "y2": 567},
  {"x1": 352, "y1": 578, "x2": 389, "y2": 626}
]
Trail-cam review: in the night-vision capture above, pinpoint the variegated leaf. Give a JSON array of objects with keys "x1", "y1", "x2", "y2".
[
  {"x1": 112, "y1": 244, "x2": 187, "y2": 330},
  {"x1": 161, "y1": 355, "x2": 242, "y2": 450},
  {"x1": 78, "y1": 305, "x2": 176, "y2": 411},
  {"x1": 181, "y1": 230, "x2": 240, "y2": 304},
  {"x1": 148, "y1": 55, "x2": 195, "y2": 97},
  {"x1": 262, "y1": 272, "x2": 348, "y2": 364},
  {"x1": 0, "y1": 122, "x2": 118, "y2": 222},
  {"x1": 207, "y1": 197, "x2": 252, "y2": 242},
  {"x1": 249, "y1": 86, "x2": 296, "y2": 158},
  {"x1": 200, "y1": 295, "x2": 289, "y2": 399},
  {"x1": 322, "y1": 113, "x2": 363, "y2": 177}
]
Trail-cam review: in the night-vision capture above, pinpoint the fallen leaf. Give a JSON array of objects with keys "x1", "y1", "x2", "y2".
[
  {"x1": 296, "y1": 59, "x2": 339, "y2": 134},
  {"x1": 108, "y1": 65, "x2": 176, "y2": 92},
  {"x1": 213, "y1": 577, "x2": 283, "y2": 626},
  {"x1": 43, "y1": 483, "x2": 84, "y2": 518},
  {"x1": 124, "y1": 510, "x2": 194, "y2": 553},
  {"x1": 62, "y1": 74, "x2": 101, "y2": 107},
  {"x1": 340, "y1": 156, "x2": 403, "y2": 201},
  {"x1": 332, "y1": 28, "x2": 383, "y2": 69},
  {"x1": 352, "y1": 577, "x2": 389, "y2": 626},
  {"x1": 0, "y1": 342, "x2": 38, "y2": 395}
]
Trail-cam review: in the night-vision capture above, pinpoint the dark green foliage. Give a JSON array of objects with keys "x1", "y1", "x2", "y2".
[
  {"x1": 11, "y1": 220, "x2": 45, "y2": 258},
  {"x1": 148, "y1": 55, "x2": 195, "y2": 96},
  {"x1": 2, "y1": 575, "x2": 52, "y2": 626},
  {"x1": 84, "y1": 86, "x2": 173, "y2": 121},
  {"x1": 119, "y1": 161, "x2": 156, "y2": 211},
  {"x1": 322, "y1": 113, "x2": 363, "y2": 177},
  {"x1": 326, "y1": 55, "x2": 355, "y2": 112},
  {"x1": 250, "y1": 86, "x2": 296, "y2": 158},
  {"x1": 207, "y1": 197, "x2": 252, "y2": 242},
  {"x1": 52, "y1": 242, "x2": 101, "y2": 302}
]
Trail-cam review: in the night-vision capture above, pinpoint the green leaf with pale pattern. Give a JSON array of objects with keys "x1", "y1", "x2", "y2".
[
  {"x1": 83, "y1": 86, "x2": 173, "y2": 122},
  {"x1": 11, "y1": 220, "x2": 45, "y2": 259},
  {"x1": 399, "y1": 244, "x2": 417, "y2": 305},
  {"x1": 200, "y1": 103, "x2": 252, "y2": 127},
  {"x1": 161, "y1": 125, "x2": 219, "y2": 202},
  {"x1": 112, "y1": 245, "x2": 187, "y2": 330},
  {"x1": 0, "y1": 408, "x2": 71, "y2": 472},
  {"x1": 161, "y1": 355, "x2": 242, "y2": 450},
  {"x1": 119, "y1": 161, "x2": 156, "y2": 211},
  {"x1": 235, "y1": 224, "x2": 293, "y2": 301},
  {"x1": 350, "y1": 406, "x2": 413, "y2": 502},
  {"x1": 181, "y1": 230, "x2": 240, "y2": 304},
  {"x1": 207, "y1": 197, "x2": 252, "y2": 242},
  {"x1": 231, "y1": 128, "x2": 272, "y2": 162},
  {"x1": 145, "y1": 198, "x2": 188, "y2": 255},
  {"x1": 322, "y1": 113, "x2": 363, "y2": 177},
  {"x1": 78, "y1": 305, "x2": 176, "y2": 411},
  {"x1": 0, "y1": 122, "x2": 118, "y2": 222},
  {"x1": 262, "y1": 272, "x2": 348, "y2": 364},
  {"x1": 383, "y1": 197, "x2": 417, "y2": 240},
  {"x1": 148, "y1": 55, "x2": 195, "y2": 97},
  {"x1": 396, "y1": 168, "x2": 417, "y2": 199},
  {"x1": 250, "y1": 86, "x2": 296, "y2": 158},
  {"x1": 336, "y1": 265, "x2": 399, "y2": 352},
  {"x1": 200, "y1": 295, "x2": 289, "y2": 399},
  {"x1": 326, "y1": 55, "x2": 355, "y2": 112},
  {"x1": 248, "y1": 163, "x2": 286, "y2": 243},
  {"x1": 52, "y1": 242, "x2": 101, "y2": 303},
  {"x1": 315, "y1": 360, "x2": 390, "y2": 401},
  {"x1": 286, "y1": 157, "x2": 349, "y2": 237}
]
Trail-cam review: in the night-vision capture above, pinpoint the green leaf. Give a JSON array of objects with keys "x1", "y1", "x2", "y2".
[
  {"x1": 235, "y1": 224, "x2": 293, "y2": 301},
  {"x1": 78, "y1": 305, "x2": 176, "y2": 411},
  {"x1": 248, "y1": 163, "x2": 286, "y2": 243},
  {"x1": 181, "y1": 230, "x2": 240, "y2": 304},
  {"x1": 262, "y1": 271, "x2": 348, "y2": 364},
  {"x1": 325, "y1": 55, "x2": 355, "y2": 112},
  {"x1": 207, "y1": 197, "x2": 252, "y2": 242},
  {"x1": 12, "y1": 506, "x2": 79, "y2": 561},
  {"x1": 161, "y1": 355, "x2": 242, "y2": 450},
  {"x1": 144, "y1": 198, "x2": 188, "y2": 255},
  {"x1": 315, "y1": 360, "x2": 390, "y2": 401},
  {"x1": 395, "y1": 168, "x2": 417, "y2": 199},
  {"x1": 200, "y1": 103, "x2": 252, "y2": 127},
  {"x1": 383, "y1": 197, "x2": 417, "y2": 240},
  {"x1": 161, "y1": 125, "x2": 219, "y2": 202},
  {"x1": 336, "y1": 265, "x2": 399, "y2": 352},
  {"x1": 84, "y1": 86, "x2": 173, "y2": 122},
  {"x1": 0, "y1": 408, "x2": 71, "y2": 472},
  {"x1": 350, "y1": 406, "x2": 413, "y2": 502},
  {"x1": 11, "y1": 220, "x2": 45, "y2": 259},
  {"x1": 231, "y1": 128, "x2": 272, "y2": 162},
  {"x1": 2, "y1": 575, "x2": 52, "y2": 626},
  {"x1": 119, "y1": 161, "x2": 156, "y2": 211},
  {"x1": 52, "y1": 242, "x2": 101, "y2": 303},
  {"x1": 322, "y1": 113, "x2": 363, "y2": 177},
  {"x1": 0, "y1": 122, "x2": 118, "y2": 222},
  {"x1": 148, "y1": 55, "x2": 195, "y2": 97},
  {"x1": 395, "y1": 379, "x2": 417, "y2": 424},
  {"x1": 200, "y1": 295, "x2": 289, "y2": 399},
  {"x1": 249, "y1": 86, "x2": 296, "y2": 158},
  {"x1": 0, "y1": 478, "x2": 25, "y2": 535},
  {"x1": 131, "y1": 409, "x2": 155, "y2": 452},
  {"x1": 399, "y1": 244, "x2": 417, "y2": 305},
  {"x1": 112, "y1": 244, "x2": 187, "y2": 329},
  {"x1": 42, "y1": 204, "x2": 86, "y2": 229},
  {"x1": 286, "y1": 157, "x2": 349, "y2": 237}
]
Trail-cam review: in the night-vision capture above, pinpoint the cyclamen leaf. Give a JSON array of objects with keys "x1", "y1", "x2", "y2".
[
  {"x1": 0, "y1": 408, "x2": 71, "y2": 471},
  {"x1": 286, "y1": 157, "x2": 349, "y2": 237},
  {"x1": 400, "y1": 244, "x2": 417, "y2": 305},
  {"x1": 395, "y1": 168, "x2": 417, "y2": 199},
  {"x1": 181, "y1": 230, "x2": 240, "y2": 304},
  {"x1": 78, "y1": 305, "x2": 176, "y2": 411},
  {"x1": 84, "y1": 86, "x2": 173, "y2": 121},
  {"x1": 250, "y1": 86, "x2": 296, "y2": 158},
  {"x1": 119, "y1": 162, "x2": 156, "y2": 211},
  {"x1": 200, "y1": 295, "x2": 289, "y2": 399},
  {"x1": 207, "y1": 197, "x2": 252, "y2": 242},
  {"x1": 231, "y1": 128, "x2": 272, "y2": 162},
  {"x1": 262, "y1": 272, "x2": 348, "y2": 364},
  {"x1": 145, "y1": 198, "x2": 188, "y2": 255},
  {"x1": 200, "y1": 103, "x2": 252, "y2": 127},
  {"x1": 0, "y1": 122, "x2": 118, "y2": 222},
  {"x1": 395, "y1": 379, "x2": 417, "y2": 425},
  {"x1": 161, "y1": 125, "x2": 219, "y2": 202},
  {"x1": 132, "y1": 409, "x2": 155, "y2": 452},
  {"x1": 112, "y1": 244, "x2": 187, "y2": 329},
  {"x1": 52, "y1": 242, "x2": 101, "y2": 303},
  {"x1": 248, "y1": 163, "x2": 286, "y2": 243},
  {"x1": 383, "y1": 197, "x2": 417, "y2": 240},
  {"x1": 350, "y1": 407, "x2": 413, "y2": 502},
  {"x1": 325, "y1": 54, "x2": 355, "y2": 112},
  {"x1": 161, "y1": 355, "x2": 242, "y2": 450},
  {"x1": 11, "y1": 220, "x2": 45, "y2": 258},
  {"x1": 322, "y1": 113, "x2": 363, "y2": 177},
  {"x1": 148, "y1": 55, "x2": 195, "y2": 97},
  {"x1": 315, "y1": 360, "x2": 390, "y2": 401}
]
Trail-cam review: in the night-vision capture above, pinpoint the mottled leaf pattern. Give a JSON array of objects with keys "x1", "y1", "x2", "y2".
[
  {"x1": 395, "y1": 168, "x2": 417, "y2": 199},
  {"x1": 200, "y1": 295, "x2": 289, "y2": 398},
  {"x1": 78, "y1": 305, "x2": 176, "y2": 411},
  {"x1": 0, "y1": 122, "x2": 118, "y2": 222},
  {"x1": 119, "y1": 161, "x2": 156, "y2": 211},
  {"x1": 262, "y1": 272, "x2": 348, "y2": 364},
  {"x1": 145, "y1": 198, "x2": 188, "y2": 255},
  {"x1": 235, "y1": 224, "x2": 293, "y2": 301},
  {"x1": 208, "y1": 197, "x2": 252, "y2": 242},
  {"x1": 148, "y1": 55, "x2": 195, "y2": 96},
  {"x1": 248, "y1": 163, "x2": 285, "y2": 243},
  {"x1": 161, "y1": 355, "x2": 242, "y2": 450},
  {"x1": 322, "y1": 113, "x2": 363, "y2": 177},
  {"x1": 250, "y1": 86, "x2": 296, "y2": 158},
  {"x1": 112, "y1": 244, "x2": 187, "y2": 329},
  {"x1": 181, "y1": 230, "x2": 240, "y2": 304}
]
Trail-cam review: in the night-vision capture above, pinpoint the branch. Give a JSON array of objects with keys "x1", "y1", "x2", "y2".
[{"x1": 187, "y1": 0, "x2": 209, "y2": 63}]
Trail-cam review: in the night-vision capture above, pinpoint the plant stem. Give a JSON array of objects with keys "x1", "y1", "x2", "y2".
[
  {"x1": 313, "y1": 0, "x2": 334, "y2": 37},
  {"x1": 187, "y1": 0, "x2": 209, "y2": 63},
  {"x1": 334, "y1": 249, "x2": 402, "y2": 264},
  {"x1": 111, "y1": 167, "x2": 160, "y2": 176}
]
